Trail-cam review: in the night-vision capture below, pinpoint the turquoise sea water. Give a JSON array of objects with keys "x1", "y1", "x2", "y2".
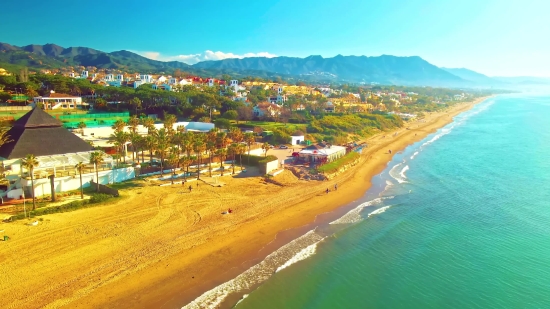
[{"x1": 229, "y1": 95, "x2": 550, "y2": 309}]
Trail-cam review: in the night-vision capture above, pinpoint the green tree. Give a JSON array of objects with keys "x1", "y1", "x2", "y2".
[
  {"x1": 244, "y1": 133, "x2": 255, "y2": 163},
  {"x1": 193, "y1": 136, "x2": 206, "y2": 180},
  {"x1": 129, "y1": 97, "x2": 142, "y2": 113},
  {"x1": 77, "y1": 122, "x2": 86, "y2": 136},
  {"x1": 154, "y1": 128, "x2": 171, "y2": 176},
  {"x1": 112, "y1": 119, "x2": 126, "y2": 133},
  {"x1": 75, "y1": 162, "x2": 85, "y2": 199},
  {"x1": 108, "y1": 131, "x2": 129, "y2": 164},
  {"x1": 214, "y1": 118, "x2": 231, "y2": 130},
  {"x1": 89, "y1": 151, "x2": 104, "y2": 193},
  {"x1": 216, "y1": 148, "x2": 227, "y2": 176},
  {"x1": 21, "y1": 154, "x2": 39, "y2": 211},
  {"x1": 223, "y1": 110, "x2": 238, "y2": 122},
  {"x1": 262, "y1": 142, "x2": 270, "y2": 157}
]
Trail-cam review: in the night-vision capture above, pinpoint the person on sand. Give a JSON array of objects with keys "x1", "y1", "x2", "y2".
[
  {"x1": 334, "y1": 183, "x2": 338, "y2": 191},
  {"x1": 389, "y1": 149, "x2": 392, "y2": 154},
  {"x1": 196, "y1": 182, "x2": 199, "y2": 188},
  {"x1": 326, "y1": 188, "x2": 329, "y2": 194},
  {"x1": 228, "y1": 208, "x2": 233, "y2": 214},
  {"x1": 188, "y1": 185, "x2": 192, "y2": 193}
]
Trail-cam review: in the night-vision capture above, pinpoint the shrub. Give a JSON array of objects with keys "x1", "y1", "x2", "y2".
[
  {"x1": 317, "y1": 152, "x2": 360, "y2": 174},
  {"x1": 89, "y1": 193, "x2": 114, "y2": 204}
]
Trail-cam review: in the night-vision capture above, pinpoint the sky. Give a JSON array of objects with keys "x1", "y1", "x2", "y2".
[{"x1": 1, "y1": 0, "x2": 549, "y2": 77}]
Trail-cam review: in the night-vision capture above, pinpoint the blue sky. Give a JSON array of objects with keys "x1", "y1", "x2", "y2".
[{"x1": 1, "y1": 0, "x2": 548, "y2": 76}]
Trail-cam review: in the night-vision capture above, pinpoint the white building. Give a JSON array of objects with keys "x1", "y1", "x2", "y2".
[
  {"x1": 298, "y1": 144, "x2": 347, "y2": 163},
  {"x1": 33, "y1": 92, "x2": 88, "y2": 110},
  {"x1": 81, "y1": 71, "x2": 88, "y2": 78},
  {"x1": 140, "y1": 74, "x2": 153, "y2": 83}
]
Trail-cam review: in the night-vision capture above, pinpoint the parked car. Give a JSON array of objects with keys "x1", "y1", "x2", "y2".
[{"x1": 279, "y1": 145, "x2": 288, "y2": 149}]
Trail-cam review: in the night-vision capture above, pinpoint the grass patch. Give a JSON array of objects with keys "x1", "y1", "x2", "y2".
[
  {"x1": 9, "y1": 193, "x2": 122, "y2": 220},
  {"x1": 317, "y1": 152, "x2": 360, "y2": 174}
]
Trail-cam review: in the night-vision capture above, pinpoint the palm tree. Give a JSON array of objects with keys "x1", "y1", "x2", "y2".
[
  {"x1": 21, "y1": 154, "x2": 39, "y2": 210},
  {"x1": 0, "y1": 127, "x2": 12, "y2": 147},
  {"x1": 112, "y1": 119, "x2": 126, "y2": 132},
  {"x1": 216, "y1": 148, "x2": 227, "y2": 176},
  {"x1": 163, "y1": 112, "x2": 177, "y2": 135},
  {"x1": 262, "y1": 142, "x2": 270, "y2": 157},
  {"x1": 228, "y1": 143, "x2": 238, "y2": 174},
  {"x1": 75, "y1": 162, "x2": 85, "y2": 199},
  {"x1": 108, "y1": 131, "x2": 129, "y2": 164},
  {"x1": 77, "y1": 122, "x2": 86, "y2": 136},
  {"x1": 141, "y1": 117, "x2": 156, "y2": 134},
  {"x1": 145, "y1": 135, "x2": 157, "y2": 165},
  {"x1": 167, "y1": 147, "x2": 180, "y2": 184},
  {"x1": 230, "y1": 127, "x2": 243, "y2": 144},
  {"x1": 154, "y1": 129, "x2": 171, "y2": 176},
  {"x1": 179, "y1": 156, "x2": 191, "y2": 181},
  {"x1": 244, "y1": 132, "x2": 255, "y2": 163},
  {"x1": 237, "y1": 143, "x2": 246, "y2": 171},
  {"x1": 206, "y1": 140, "x2": 216, "y2": 177},
  {"x1": 193, "y1": 137, "x2": 206, "y2": 180},
  {"x1": 127, "y1": 115, "x2": 139, "y2": 134},
  {"x1": 129, "y1": 132, "x2": 141, "y2": 162},
  {"x1": 89, "y1": 151, "x2": 104, "y2": 193}
]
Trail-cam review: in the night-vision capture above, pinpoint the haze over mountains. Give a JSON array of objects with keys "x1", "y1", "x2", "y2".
[{"x1": 1, "y1": 42, "x2": 548, "y2": 89}]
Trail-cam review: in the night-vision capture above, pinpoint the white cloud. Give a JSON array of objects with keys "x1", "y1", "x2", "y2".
[{"x1": 134, "y1": 50, "x2": 277, "y2": 64}]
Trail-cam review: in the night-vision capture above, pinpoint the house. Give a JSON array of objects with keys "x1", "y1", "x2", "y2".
[
  {"x1": 0, "y1": 108, "x2": 121, "y2": 198},
  {"x1": 207, "y1": 78, "x2": 215, "y2": 87},
  {"x1": 253, "y1": 102, "x2": 282, "y2": 118},
  {"x1": 139, "y1": 74, "x2": 153, "y2": 83},
  {"x1": 152, "y1": 84, "x2": 172, "y2": 91},
  {"x1": 291, "y1": 131, "x2": 305, "y2": 146},
  {"x1": 268, "y1": 95, "x2": 286, "y2": 105},
  {"x1": 116, "y1": 74, "x2": 124, "y2": 81},
  {"x1": 33, "y1": 92, "x2": 88, "y2": 110},
  {"x1": 298, "y1": 144, "x2": 347, "y2": 163},
  {"x1": 104, "y1": 74, "x2": 114, "y2": 81},
  {"x1": 157, "y1": 75, "x2": 167, "y2": 83},
  {"x1": 81, "y1": 71, "x2": 88, "y2": 78}
]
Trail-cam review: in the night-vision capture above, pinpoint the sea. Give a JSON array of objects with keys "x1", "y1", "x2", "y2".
[{"x1": 184, "y1": 94, "x2": 550, "y2": 309}]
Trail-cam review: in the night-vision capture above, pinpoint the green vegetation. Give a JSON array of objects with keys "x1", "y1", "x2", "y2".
[
  {"x1": 317, "y1": 152, "x2": 360, "y2": 174},
  {"x1": 10, "y1": 193, "x2": 120, "y2": 220},
  {"x1": 308, "y1": 113, "x2": 403, "y2": 143},
  {"x1": 240, "y1": 154, "x2": 278, "y2": 166}
]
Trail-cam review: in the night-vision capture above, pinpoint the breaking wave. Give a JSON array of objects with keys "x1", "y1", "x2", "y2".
[
  {"x1": 330, "y1": 197, "x2": 394, "y2": 225},
  {"x1": 182, "y1": 230, "x2": 324, "y2": 309}
]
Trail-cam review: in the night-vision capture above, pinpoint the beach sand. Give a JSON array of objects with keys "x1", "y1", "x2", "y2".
[{"x1": 0, "y1": 97, "x2": 488, "y2": 309}]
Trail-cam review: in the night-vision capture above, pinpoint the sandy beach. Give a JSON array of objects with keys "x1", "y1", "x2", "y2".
[{"x1": 0, "y1": 97, "x2": 489, "y2": 309}]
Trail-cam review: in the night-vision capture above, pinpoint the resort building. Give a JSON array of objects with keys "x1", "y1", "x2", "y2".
[
  {"x1": 298, "y1": 144, "x2": 347, "y2": 163},
  {"x1": 33, "y1": 92, "x2": 89, "y2": 110},
  {"x1": 0, "y1": 108, "x2": 128, "y2": 199}
]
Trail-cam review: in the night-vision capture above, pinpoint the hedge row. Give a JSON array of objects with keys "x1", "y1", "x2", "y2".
[
  {"x1": 18, "y1": 193, "x2": 118, "y2": 219},
  {"x1": 240, "y1": 154, "x2": 278, "y2": 167},
  {"x1": 317, "y1": 152, "x2": 360, "y2": 174}
]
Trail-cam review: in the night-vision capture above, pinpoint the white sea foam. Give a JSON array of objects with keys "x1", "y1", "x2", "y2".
[
  {"x1": 330, "y1": 196, "x2": 394, "y2": 225},
  {"x1": 182, "y1": 230, "x2": 324, "y2": 309},
  {"x1": 410, "y1": 151, "x2": 419, "y2": 160},
  {"x1": 399, "y1": 165, "x2": 409, "y2": 180},
  {"x1": 385, "y1": 180, "x2": 394, "y2": 191},
  {"x1": 276, "y1": 242, "x2": 318, "y2": 272},
  {"x1": 368, "y1": 205, "x2": 392, "y2": 218},
  {"x1": 389, "y1": 162, "x2": 408, "y2": 184}
]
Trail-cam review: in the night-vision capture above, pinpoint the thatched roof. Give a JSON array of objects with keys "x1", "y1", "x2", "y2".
[{"x1": 0, "y1": 108, "x2": 93, "y2": 160}]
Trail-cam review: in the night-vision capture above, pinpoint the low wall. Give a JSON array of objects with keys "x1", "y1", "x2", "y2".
[
  {"x1": 0, "y1": 106, "x2": 32, "y2": 111},
  {"x1": 19, "y1": 167, "x2": 134, "y2": 197},
  {"x1": 260, "y1": 159, "x2": 279, "y2": 175}
]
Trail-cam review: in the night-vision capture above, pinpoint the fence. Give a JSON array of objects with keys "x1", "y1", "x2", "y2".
[
  {"x1": 59, "y1": 112, "x2": 130, "y2": 120},
  {"x1": 0, "y1": 106, "x2": 32, "y2": 111}
]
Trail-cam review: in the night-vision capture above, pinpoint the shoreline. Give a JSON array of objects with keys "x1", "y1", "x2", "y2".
[{"x1": 0, "y1": 97, "x2": 490, "y2": 309}]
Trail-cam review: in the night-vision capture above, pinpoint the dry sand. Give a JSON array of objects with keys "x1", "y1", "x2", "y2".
[{"x1": 0, "y1": 97, "x2": 489, "y2": 309}]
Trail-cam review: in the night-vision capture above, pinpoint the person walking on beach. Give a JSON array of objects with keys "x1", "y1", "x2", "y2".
[
  {"x1": 326, "y1": 188, "x2": 329, "y2": 194},
  {"x1": 389, "y1": 149, "x2": 392, "y2": 154},
  {"x1": 334, "y1": 183, "x2": 338, "y2": 191},
  {"x1": 188, "y1": 185, "x2": 193, "y2": 193}
]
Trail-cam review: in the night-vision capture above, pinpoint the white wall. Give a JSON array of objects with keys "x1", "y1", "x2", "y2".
[
  {"x1": 264, "y1": 159, "x2": 279, "y2": 174},
  {"x1": 291, "y1": 136, "x2": 304, "y2": 145},
  {"x1": 19, "y1": 167, "x2": 135, "y2": 197}
]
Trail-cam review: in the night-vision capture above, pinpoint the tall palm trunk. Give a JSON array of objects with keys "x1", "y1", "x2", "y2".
[
  {"x1": 79, "y1": 170, "x2": 84, "y2": 199},
  {"x1": 30, "y1": 172, "x2": 36, "y2": 211},
  {"x1": 197, "y1": 155, "x2": 201, "y2": 180},
  {"x1": 95, "y1": 163, "x2": 100, "y2": 192}
]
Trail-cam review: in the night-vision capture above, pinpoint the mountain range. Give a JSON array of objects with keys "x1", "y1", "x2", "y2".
[{"x1": 1, "y1": 42, "x2": 548, "y2": 88}]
